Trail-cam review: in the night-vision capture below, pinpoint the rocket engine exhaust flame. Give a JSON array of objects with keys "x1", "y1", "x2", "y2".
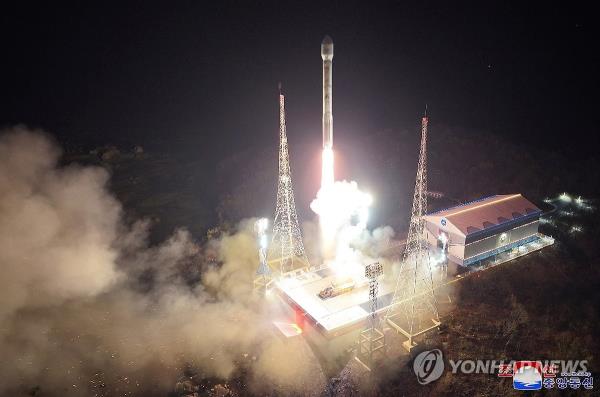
[{"x1": 321, "y1": 147, "x2": 334, "y2": 188}]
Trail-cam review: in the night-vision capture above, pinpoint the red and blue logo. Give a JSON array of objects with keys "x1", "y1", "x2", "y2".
[{"x1": 513, "y1": 361, "x2": 543, "y2": 390}]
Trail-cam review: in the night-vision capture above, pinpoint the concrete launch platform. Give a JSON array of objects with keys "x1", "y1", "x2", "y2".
[{"x1": 275, "y1": 266, "x2": 398, "y2": 338}]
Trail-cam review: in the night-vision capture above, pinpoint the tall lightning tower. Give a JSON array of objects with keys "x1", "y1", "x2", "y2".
[
  {"x1": 384, "y1": 111, "x2": 440, "y2": 351},
  {"x1": 269, "y1": 85, "x2": 310, "y2": 275}
]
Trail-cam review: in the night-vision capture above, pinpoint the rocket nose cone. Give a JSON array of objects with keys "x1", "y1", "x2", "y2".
[{"x1": 321, "y1": 35, "x2": 334, "y2": 60}]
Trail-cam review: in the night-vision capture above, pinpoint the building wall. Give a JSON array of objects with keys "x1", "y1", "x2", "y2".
[
  {"x1": 448, "y1": 243, "x2": 465, "y2": 263},
  {"x1": 424, "y1": 222, "x2": 465, "y2": 263},
  {"x1": 464, "y1": 220, "x2": 539, "y2": 260},
  {"x1": 424, "y1": 226, "x2": 438, "y2": 247}
]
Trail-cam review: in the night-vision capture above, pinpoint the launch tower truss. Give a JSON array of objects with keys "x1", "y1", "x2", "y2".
[
  {"x1": 384, "y1": 113, "x2": 440, "y2": 351},
  {"x1": 269, "y1": 87, "x2": 310, "y2": 276}
]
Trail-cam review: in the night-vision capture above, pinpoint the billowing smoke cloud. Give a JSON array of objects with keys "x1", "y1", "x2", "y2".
[
  {"x1": 0, "y1": 128, "x2": 122, "y2": 319},
  {"x1": 0, "y1": 128, "x2": 326, "y2": 396},
  {"x1": 310, "y1": 180, "x2": 376, "y2": 280},
  {"x1": 353, "y1": 226, "x2": 395, "y2": 258}
]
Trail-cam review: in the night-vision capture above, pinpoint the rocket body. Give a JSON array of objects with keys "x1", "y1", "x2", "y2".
[{"x1": 321, "y1": 36, "x2": 333, "y2": 150}]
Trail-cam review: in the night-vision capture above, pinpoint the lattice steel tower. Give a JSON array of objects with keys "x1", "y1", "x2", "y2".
[
  {"x1": 269, "y1": 85, "x2": 310, "y2": 275},
  {"x1": 384, "y1": 111, "x2": 440, "y2": 351},
  {"x1": 356, "y1": 262, "x2": 385, "y2": 371}
]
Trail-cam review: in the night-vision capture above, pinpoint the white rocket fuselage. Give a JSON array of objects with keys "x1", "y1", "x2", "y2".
[{"x1": 321, "y1": 36, "x2": 333, "y2": 150}]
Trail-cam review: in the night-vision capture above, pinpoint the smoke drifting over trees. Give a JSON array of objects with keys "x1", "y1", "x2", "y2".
[
  {"x1": 3, "y1": 123, "x2": 596, "y2": 396},
  {"x1": 0, "y1": 128, "x2": 328, "y2": 396}
]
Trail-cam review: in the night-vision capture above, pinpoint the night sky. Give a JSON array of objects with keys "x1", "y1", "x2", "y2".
[{"x1": 1, "y1": 2, "x2": 598, "y2": 160}]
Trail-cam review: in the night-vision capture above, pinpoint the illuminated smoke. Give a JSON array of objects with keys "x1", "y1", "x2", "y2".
[
  {"x1": 310, "y1": 177, "x2": 372, "y2": 279},
  {"x1": 0, "y1": 128, "x2": 326, "y2": 396}
]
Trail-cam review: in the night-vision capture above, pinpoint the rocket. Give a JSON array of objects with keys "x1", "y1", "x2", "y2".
[
  {"x1": 321, "y1": 35, "x2": 333, "y2": 150},
  {"x1": 320, "y1": 35, "x2": 335, "y2": 188}
]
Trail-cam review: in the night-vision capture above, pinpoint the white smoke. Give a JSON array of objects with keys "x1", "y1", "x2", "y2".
[
  {"x1": 0, "y1": 128, "x2": 326, "y2": 396},
  {"x1": 310, "y1": 180, "x2": 374, "y2": 279},
  {"x1": 0, "y1": 128, "x2": 122, "y2": 320}
]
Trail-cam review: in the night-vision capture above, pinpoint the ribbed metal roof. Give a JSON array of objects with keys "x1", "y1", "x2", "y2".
[{"x1": 428, "y1": 194, "x2": 541, "y2": 235}]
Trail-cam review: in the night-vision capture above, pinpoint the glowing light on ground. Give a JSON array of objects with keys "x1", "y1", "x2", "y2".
[
  {"x1": 255, "y1": 218, "x2": 269, "y2": 248},
  {"x1": 429, "y1": 252, "x2": 446, "y2": 268},
  {"x1": 429, "y1": 232, "x2": 448, "y2": 267},
  {"x1": 272, "y1": 321, "x2": 303, "y2": 337},
  {"x1": 539, "y1": 218, "x2": 555, "y2": 225},
  {"x1": 574, "y1": 196, "x2": 594, "y2": 211},
  {"x1": 559, "y1": 192, "x2": 572, "y2": 202},
  {"x1": 570, "y1": 225, "x2": 583, "y2": 234},
  {"x1": 438, "y1": 232, "x2": 448, "y2": 248}
]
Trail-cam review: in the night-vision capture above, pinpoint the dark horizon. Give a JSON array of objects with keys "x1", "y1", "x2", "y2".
[{"x1": 1, "y1": 2, "x2": 598, "y2": 162}]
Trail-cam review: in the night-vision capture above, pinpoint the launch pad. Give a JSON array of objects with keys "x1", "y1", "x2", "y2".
[
  {"x1": 256, "y1": 34, "x2": 558, "y2": 366},
  {"x1": 274, "y1": 265, "x2": 399, "y2": 338}
]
